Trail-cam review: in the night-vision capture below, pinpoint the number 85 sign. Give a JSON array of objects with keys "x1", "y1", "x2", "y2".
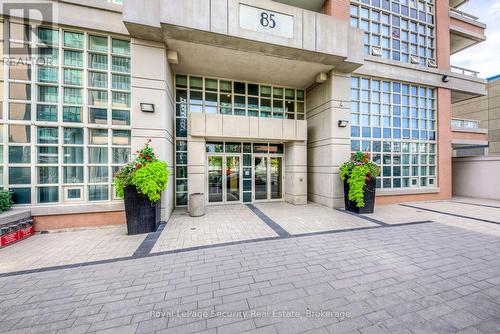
[
  {"x1": 239, "y1": 4, "x2": 294, "y2": 39},
  {"x1": 260, "y1": 12, "x2": 276, "y2": 28}
]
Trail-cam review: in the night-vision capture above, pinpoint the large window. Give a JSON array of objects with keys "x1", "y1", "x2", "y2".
[
  {"x1": 2, "y1": 21, "x2": 131, "y2": 205},
  {"x1": 350, "y1": 76, "x2": 437, "y2": 189},
  {"x1": 350, "y1": 0, "x2": 435, "y2": 67}
]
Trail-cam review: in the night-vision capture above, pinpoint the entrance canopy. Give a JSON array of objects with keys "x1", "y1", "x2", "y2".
[{"x1": 123, "y1": 0, "x2": 364, "y2": 88}]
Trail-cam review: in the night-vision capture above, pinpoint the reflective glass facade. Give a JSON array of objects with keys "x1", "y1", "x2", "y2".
[
  {"x1": 350, "y1": 76, "x2": 437, "y2": 189},
  {"x1": 2, "y1": 21, "x2": 131, "y2": 204}
]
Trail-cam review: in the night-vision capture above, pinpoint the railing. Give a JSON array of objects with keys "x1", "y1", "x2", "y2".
[
  {"x1": 451, "y1": 65, "x2": 479, "y2": 78},
  {"x1": 452, "y1": 118, "x2": 480, "y2": 129},
  {"x1": 450, "y1": 8, "x2": 479, "y2": 21}
]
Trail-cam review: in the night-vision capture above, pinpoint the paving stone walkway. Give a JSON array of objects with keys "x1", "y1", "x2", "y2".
[{"x1": 1, "y1": 219, "x2": 500, "y2": 333}]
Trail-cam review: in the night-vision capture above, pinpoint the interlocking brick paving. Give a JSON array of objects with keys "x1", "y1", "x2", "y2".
[{"x1": 1, "y1": 220, "x2": 500, "y2": 334}]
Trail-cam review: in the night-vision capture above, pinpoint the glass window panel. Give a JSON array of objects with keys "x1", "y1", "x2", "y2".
[
  {"x1": 63, "y1": 50, "x2": 83, "y2": 67},
  {"x1": 38, "y1": 167, "x2": 58, "y2": 184},
  {"x1": 112, "y1": 74, "x2": 130, "y2": 90},
  {"x1": 63, "y1": 106, "x2": 82, "y2": 123},
  {"x1": 112, "y1": 130, "x2": 130, "y2": 146},
  {"x1": 112, "y1": 148, "x2": 130, "y2": 164},
  {"x1": 39, "y1": 47, "x2": 59, "y2": 65},
  {"x1": 37, "y1": 186, "x2": 58, "y2": 203},
  {"x1": 37, "y1": 127, "x2": 58, "y2": 144},
  {"x1": 37, "y1": 105, "x2": 57, "y2": 122},
  {"x1": 9, "y1": 146, "x2": 31, "y2": 163},
  {"x1": 89, "y1": 35, "x2": 108, "y2": 52},
  {"x1": 88, "y1": 90, "x2": 108, "y2": 107},
  {"x1": 89, "y1": 129, "x2": 108, "y2": 145},
  {"x1": 9, "y1": 103, "x2": 31, "y2": 120},
  {"x1": 112, "y1": 109, "x2": 130, "y2": 125},
  {"x1": 89, "y1": 147, "x2": 108, "y2": 164},
  {"x1": 37, "y1": 146, "x2": 59, "y2": 164},
  {"x1": 9, "y1": 42, "x2": 30, "y2": 57},
  {"x1": 64, "y1": 31, "x2": 84, "y2": 48},
  {"x1": 10, "y1": 188, "x2": 31, "y2": 204},
  {"x1": 9, "y1": 83, "x2": 31, "y2": 100},
  {"x1": 89, "y1": 185, "x2": 109, "y2": 201},
  {"x1": 10, "y1": 22, "x2": 30, "y2": 41},
  {"x1": 89, "y1": 166, "x2": 108, "y2": 182},
  {"x1": 63, "y1": 87, "x2": 83, "y2": 104},
  {"x1": 111, "y1": 56, "x2": 130, "y2": 73},
  {"x1": 89, "y1": 108, "x2": 107, "y2": 124},
  {"x1": 9, "y1": 167, "x2": 31, "y2": 184},
  {"x1": 206, "y1": 142, "x2": 223, "y2": 153},
  {"x1": 63, "y1": 147, "x2": 83, "y2": 164},
  {"x1": 9, "y1": 125, "x2": 31, "y2": 143},
  {"x1": 64, "y1": 69, "x2": 83, "y2": 86},
  {"x1": 38, "y1": 28, "x2": 59, "y2": 45},
  {"x1": 38, "y1": 85, "x2": 58, "y2": 103},
  {"x1": 112, "y1": 39, "x2": 130, "y2": 55},
  {"x1": 112, "y1": 92, "x2": 130, "y2": 108},
  {"x1": 38, "y1": 66, "x2": 58, "y2": 83},
  {"x1": 10, "y1": 63, "x2": 31, "y2": 80},
  {"x1": 190, "y1": 77, "x2": 203, "y2": 89},
  {"x1": 64, "y1": 166, "x2": 84, "y2": 183},
  {"x1": 89, "y1": 71, "x2": 108, "y2": 88},
  {"x1": 89, "y1": 53, "x2": 108, "y2": 70}
]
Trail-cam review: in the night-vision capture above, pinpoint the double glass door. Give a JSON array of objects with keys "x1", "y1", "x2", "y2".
[
  {"x1": 207, "y1": 155, "x2": 241, "y2": 203},
  {"x1": 254, "y1": 156, "x2": 283, "y2": 201}
]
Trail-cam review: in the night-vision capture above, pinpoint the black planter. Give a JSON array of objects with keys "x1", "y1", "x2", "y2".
[
  {"x1": 343, "y1": 177, "x2": 377, "y2": 214},
  {"x1": 123, "y1": 186, "x2": 160, "y2": 235}
]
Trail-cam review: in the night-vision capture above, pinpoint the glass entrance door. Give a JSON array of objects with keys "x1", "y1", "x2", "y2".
[
  {"x1": 207, "y1": 155, "x2": 241, "y2": 203},
  {"x1": 254, "y1": 156, "x2": 283, "y2": 201}
]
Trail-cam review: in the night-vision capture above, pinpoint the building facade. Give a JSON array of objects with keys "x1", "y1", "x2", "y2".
[{"x1": 0, "y1": 0, "x2": 487, "y2": 229}]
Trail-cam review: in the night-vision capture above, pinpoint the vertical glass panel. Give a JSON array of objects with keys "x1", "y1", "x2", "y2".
[
  {"x1": 111, "y1": 109, "x2": 130, "y2": 125},
  {"x1": 63, "y1": 147, "x2": 83, "y2": 164},
  {"x1": 89, "y1": 147, "x2": 108, "y2": 163},
  {"x1": 9, "y1": 103, "x2": 31, "y2": 120},
  {"x1": 63, "y1": 87, "x2": 83, "y2": 104},
  {"x1": 10, "y1": 63, "x2": 31, "y2": 80},
  {"x1": 36, "y1": 105, "x2": 57, "y2": 122},
  {"x1": 88, "y1": 71, "x2": 108, "y2": 88},
  {"x1": 37, "y1": 146, "x2": 58, "y2": 163},
  {"x1": 63, "y1": 50, "x2": 83, "y2": 67},
  {"x1": 208, "y1": 156, "x2": 223, "y2": 203},
  {"x1": 64, "y1": 69, "x2": 83, "y2": 86},
  {"x1": 89, "y1": 108, "x2": 107, "y2": 124},
  {"x1": 37, "y1": 127, "x2": 58, "y2": 144},
  {"x1": 112, "y1": 56, "x2": 130, "y2": 72},
  {"x1": 89, "y1": 166, "x2": 108, "y2": 182},
  {"x1": 9, "y1": 125, "x2": 31, "y2": 143},
  {"x1": 38, "y1": 66, "x2": 58, "y2": 83},
  {"x1": 89, "y1": 128, "x2": 108, "y2": 145},
  {"x1": 9, "y1": 167, "x2": 31, "y2": 184},
  {"x1": 9, "y1": 83, "x2": 31, "y2": 100},
  {"x1": 89, "y1": 53, "x2": 108, "y2": 70},
  {"x1": 64, "y1": 167, "x2": 84, "y2": 183},
  {"x1": 38, "y1": 167, "x2": 58, "y2": 184},
  {"x1": 38, "y1": 85, "x2": 58, "y2": 103},
  {"x1": 9, "y1": 146, "x2": 31, "y2": 163},
  {"x1": 10, "y1": 22, "x2": 30, "y2": 41},
  {"x1": 11, "y1": 188, "x2": 31, "y2": 204},
  {"x1": 112, "y1": 148, "x2": 130, "y2": 164},
  {"x1": 112, "y1": 39, "x2": 130, "y2": 55},
  {"x1": 37, "y1": 187, "x2": 59, "y2": 203},
  {"x1": 88, "y1": 90, "x2": 108, "y2": 107},
  {"x1": 89, "y1": 35, "x2": 108, "y2": 52},
  {"x1": 112, "y1": 74, "x2": 130, "y2": 90},
  {"x1": 112, "y1": 92, "x2": 130, "y2": 108},
  {"x1": 39, "y1": 47, "x2": 59, "y2": 65},
  {"x1": 63, "y1": 106, "x2": 82, "y2": 122},
  {"x1": 38, "y1": 28, "x2": 59, "y2": 45},
  {"x1": 112, "y1": 130, "x2": 130, "y2": 146},
  {"x1": 89, "y1": 185, "x2": 109, "y2": 201},
  {"x1": 64, "y1": 31, "x2": 84, "y2": 48},
  {"x1": 226, "y1": 156, "x2": 240, "y2": 202},
  {"x1": 270, "y1": 157, "x2": 282, "y2": 199},
  {"x1": 254, "y1": 156, "x2": 267, "y2": 200}
]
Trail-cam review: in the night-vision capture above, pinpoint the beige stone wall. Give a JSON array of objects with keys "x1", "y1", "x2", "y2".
[
  {"x1": 130, "y1": 38, "x2": 175, "y2": 220},
  {"x1": 307, "y1": 71, "x2": 351, "y2": 208},
  {"x1": 452, "y1": 79, "x2": 500, "y2": 155},
  {"x1": 452, "y1": 156, "x2": 500, "y2": 200}
]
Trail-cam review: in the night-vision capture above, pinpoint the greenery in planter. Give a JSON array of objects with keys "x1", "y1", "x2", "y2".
[
  {"x1": 0, "y1": 190, "x2": 13, "y2": 212},
  {"x1": 114, "y1": 140, "x2": 170, "y2": 202},
  {"x1": 340, "y1": 151, "x2": 380, "y2": 207}
]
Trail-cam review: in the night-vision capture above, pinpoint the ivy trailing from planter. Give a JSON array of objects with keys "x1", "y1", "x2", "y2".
[
  {"x1": 340, "y1": 151, "x2": 380, "y2": 207},
  {"x1": 114, "y1": 140, "x2": 170, "y2": 202}
]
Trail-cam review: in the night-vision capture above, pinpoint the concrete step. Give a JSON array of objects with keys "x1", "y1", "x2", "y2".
[{"x1": 0, "y1": 209, "x2": 32, "y2": 226}]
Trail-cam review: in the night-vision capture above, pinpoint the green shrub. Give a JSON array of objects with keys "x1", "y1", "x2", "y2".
[
  {"x1": 114, "y1": 140, "x2": 170, "y2": 202},
  {"x1": 340, "y1": 151, "x2": 380, "y2": 207},
  {"x1": 0, "y1": 190, "x2": 13, "y2": 212}
]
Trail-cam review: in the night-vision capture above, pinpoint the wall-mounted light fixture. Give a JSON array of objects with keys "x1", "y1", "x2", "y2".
[
  {"x1": 140, "y1": 103, "x2": 155, "y2": 113},
  {"x1": 442, "y1": 75, "x2": 450, "y2": 83},
  {"x1": 338, "y1": 120, "x2": 349, "y2": 128}
]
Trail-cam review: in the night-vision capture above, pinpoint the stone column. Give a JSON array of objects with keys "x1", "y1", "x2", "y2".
[
  {"x1": 130, "y1": 38, "x2": 175, "y2": 220},
  {"x1": 187, "y1": 136, "x2": 206, "y2": 198},
  {"x1": 307, "y1": 70, "x2": 351, "y2": 208},
  {"x1": 284, "y1": 141, "x2": 307, "y2": 205}
]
